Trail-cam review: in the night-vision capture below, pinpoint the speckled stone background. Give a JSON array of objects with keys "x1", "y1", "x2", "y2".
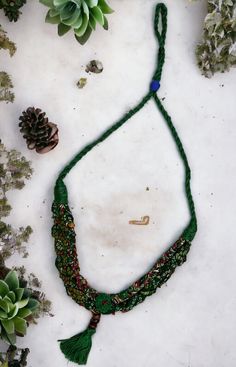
[{"x1": 1, "y1": 0, "x2": 236, "y2": 366}]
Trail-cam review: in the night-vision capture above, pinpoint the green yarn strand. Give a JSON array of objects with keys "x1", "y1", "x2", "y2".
[
  {"x1": 153, "y1": 94, "x2": 197, "y2": 241},
  {"x1": 59, "y1": 328, "x2": 96, "y2": 365},
  {"x1": 56, "y1": 92, "x2": 152, "y2": 183}
]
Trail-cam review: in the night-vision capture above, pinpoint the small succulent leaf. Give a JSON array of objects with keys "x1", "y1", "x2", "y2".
[
  {"x1": 16, "y1": 298, "x2": 29, "y2": 309},
  {"x1": 4, "y1": 271, "x2": 19, "y2": 291},
  {"x1": 7, "y1": 292, "x2": 15, "y2": 303},
  {"x1": 74, "y1": 14, "x2": 89, "y2": 36},
  {"x1": 103, "y1": 15, "x2": 108, "y2": 30},
  {"x1": 91, "y1": 6, "x2": 104, "y2": 26},
  {"x1": 0, "y1": 310, "x2": 8, "y2": 319},
  {"x1": 3, "y1": 296, "x2": 12, "y2": 304},
  {"x1": 17, "y1": 308, "x2": 32, "y2": 319},
  {"x1": 98, "y1": 0, "x2": 113, "y2": 14},
  {"x1": 15, "y1": 288, "x2": 24, "y2": 302},
  {"x1": 86, "y1": 0, "x2": 98, "y2": 8},
  {"x1": 46, "y1": 10, "x2": 61, "y2": 24},
  {"x1": 8, "y1": 304, "x2": 19, "y2": 320},
  {"x1": 13, "y1": 317, "x2": 27, "y2": 335},
  {"x1": 1, "y1": 319, "x2": 14, "y2": 335},
  {"x1": 53, "y1": 0, "x2": 68, "y2": 6},
  {"x1": 0, "y1": 299, "x2": 10, "y2": 313},
  {"x1": 62, "y1": 10, "x2": 79, "y2": 25},
  {"x1": 82, "y1": 1, "x2": 89, "y2": 18},
  {"x1": 40, "y1": 0, "x2": 54, "y2": 6},
  {"x1": 60, "y1": 4, "x2": 75, "y2": 20},
  {"x1": 58, "y1": 23, "x2": 71, "y2": 36},
  {"x1": 23, "y1": 288, "x2": 31, "y2": 298},
  {"x1": 89, "y1": 14, "x2": 96, "y2": 30},
  {"x1": 75, "y1": 25, "x2": 92, "y2": 44},
  {"x1": 62, "y1": 11, "x2": 81, "y2": 27},
  {"x1": 49, "y1": 8, "x2": 60, "y2": 17},
  {"x1": 0, "y1": 281, "x2": 9, "y2": 297},
  {"x1": 1, "y1": 330, "x2": 16, "y2": 345},
  {"x1": 72, "y1": 15, "x2": 83, "y2": 29},
  {"x1": 27, "y1": 298, "x2": 40, "y2": 312}
]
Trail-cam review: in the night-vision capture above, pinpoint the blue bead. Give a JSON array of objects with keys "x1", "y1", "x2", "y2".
[{"x1": 150, "y1": 80, "x2": 160, "y2": 92}]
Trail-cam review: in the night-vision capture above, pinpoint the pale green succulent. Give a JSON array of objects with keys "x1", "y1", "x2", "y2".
[
  {"x1": 0, "y1": 270, "x2": 39, "y2": 345},
  {"x1": 40, "y1": 0, "x2": 113, "y2": 44}
]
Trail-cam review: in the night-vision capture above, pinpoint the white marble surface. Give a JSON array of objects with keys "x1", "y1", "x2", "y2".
[{"x1": 1, "y1": 0, "x2": 236, "y2": 366}]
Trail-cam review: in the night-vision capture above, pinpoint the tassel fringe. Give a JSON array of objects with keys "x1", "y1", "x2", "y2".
[
  {"x1": 59, "y1": 328, "x2": 96, "y2": 365},
  {"x1": 59, "y1": 313, "x2": 101, "y2": 365}
]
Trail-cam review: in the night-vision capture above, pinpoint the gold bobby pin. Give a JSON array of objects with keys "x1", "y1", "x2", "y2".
[{"x1": 129, "y1": 216, "x2": 150, "y2": 225}]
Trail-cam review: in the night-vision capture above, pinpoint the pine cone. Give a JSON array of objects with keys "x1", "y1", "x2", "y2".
[
  {"x1": 19, "y1": 107, "x2": 59, "y2": 154},
  {"x1": 0, "y1": 0, "x2": 27, "y2": 22}
]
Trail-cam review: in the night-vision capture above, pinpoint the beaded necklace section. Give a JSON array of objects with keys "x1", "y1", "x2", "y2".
[{"x1": 52, "y1": 3, "x2": 197, "y2": 365}]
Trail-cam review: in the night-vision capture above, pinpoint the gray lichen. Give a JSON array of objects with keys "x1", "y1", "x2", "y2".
[
  {"x1": 0, "y1": 25, "x2": 16, "y2": 102},
  {"x1": 0, "y1": 143, "x2": 52, "y2": 361},
  {"x1": 0, "y1": 24, "x2": 16, "y2": 57},
  {"x1": 77, "y1": 77, "x2": 87, "y2": 89},
  {"x1": 0, "y1": 72, "x2": 14, "y2": 103},
  {"x1": 86, "y1": 60, "x2": 103, "y2": 74},
  {"x1": 0, "y1": 223, "x2": 32, "y2": 260},
  {"x1": 16, "y1": 266, "x2": 53, "y2": 319},
  {"x1": 196, "y1": 0, "x2": 236, "y2": 77},
  {"x1": 0, "y1": 141, "x2": 33, "y2": 259}
]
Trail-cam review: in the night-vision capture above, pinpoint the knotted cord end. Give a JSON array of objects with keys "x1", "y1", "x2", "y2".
[
  {"x1": 182, "y1": 219, "x2": 198, "y2": 242},
  {"x1": 54, "y1": 179, "x2": 68, "y2": 204}
]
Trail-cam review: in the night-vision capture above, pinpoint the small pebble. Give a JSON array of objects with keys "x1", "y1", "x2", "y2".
[
  {"x1": 77, "y1": 78, "x2": 87, "y2": 89},
  {"x1": 86, "y1": 60, "x2": 103, "y2": 74}
]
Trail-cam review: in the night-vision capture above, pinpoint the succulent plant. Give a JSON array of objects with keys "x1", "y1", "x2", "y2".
[
  {"x1": 0, "y1": 270, "x2": 39, "y2": 345},
  {"x1": 40, "y1": 0, "x2": 113, "y2": 44}
]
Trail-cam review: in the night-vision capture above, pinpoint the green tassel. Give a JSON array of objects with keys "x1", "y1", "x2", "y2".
[{"x1": 59, "y1": 327, "x2": 96, "y2": 365}]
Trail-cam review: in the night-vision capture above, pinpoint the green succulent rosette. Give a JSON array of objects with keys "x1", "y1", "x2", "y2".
[
  {"x1": 0, "y1": 270, "x2": 39, "y2": 345},
  {"x1": 40, "y1": 0, "x2": 113, "y2": 44}
]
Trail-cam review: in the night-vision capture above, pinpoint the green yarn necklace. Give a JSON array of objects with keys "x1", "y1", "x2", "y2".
[{"x1": 52, "y1": 3, "x2": 197, "y2": 365}]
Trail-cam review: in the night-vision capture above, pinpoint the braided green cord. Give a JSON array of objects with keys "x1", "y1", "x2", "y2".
[
  {"x1": 153, "y1": 3, "x2": 167, "y2": 81},
  {"x1": 153, "y1": 94, "x2": 197, "y2": 241},
  {"x1": 55, "y1": 92, "x2": 152, "y2": 192}
]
